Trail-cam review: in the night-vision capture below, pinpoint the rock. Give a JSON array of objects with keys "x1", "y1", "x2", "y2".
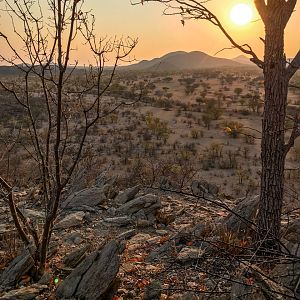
[
  {"x1": 136, "y1": 219, "x2": 153, "y2": 227},
  {"x1": 222, "y1": 195, "x2": 259, "y2": 236},
  {"x1": 156, "y1": 211, "x2": 176, "y2": 225},
  {"x1": 22, "y1": 209, "x2": 44, "y2": 220},
  {"x1": 159, "y1": 176, "x2": 179, "y2": 191},
  {"x1": 107, "y1": 207, "x2": 117, "y2": 216},
  {"x1": 56, "y1": 240, "x2": 121, "y2": 300},
  {"x1": 0, "y1": 248, "x2": 35, "y2": 289},
  {"x1": 233, "y1": 265, "x2": 294, "y2": 300},
  {"x1": 63, "y1": 245, "x2": 90, "y2": 268},
  {"x1": 177, "y1": 247, "x2": 205, "y2": 263},
  {"x1": 146, "y1": 241, "x2": 175, "y2": 263},
  {"x1": 143, "y1": 280, "x2": 162, "y2": 300},
  {"x1": 116, "y1": 194, "x2": 160, "y2": 215},
  {"x1": 284, "y1": 218, "x2": 300, "y2": 243},
  {"x1": 95, "y1": 175, "x2": 117, "y2": 190},
  {"x1": 116, "y1": 194, "x2": 161, "y2": 222},
  {"x1": 114, "y1": 185, "x2": 141, "y2": 205},
  {"x1": 174, "y1": 223, "x2": 211, "y2": 246},
  {"x1": 231, "y1": 280, "x2": 265, "y2": 300},
  {"x1": 64, "y1": 232, "x2": 83, "y2": 245},
  {"x1": 116, "y1": 230, "x2": 136, "y2": 241},
  {"x1": 156, "y1": 230, "x2": 169, "y2": 236},
  {"x1": 1, "y1": 284, "x2": 47, "y2": 300},
  {"x1": 191, "y1": 180, "x2": 219, "y2": 196},
  {"x1": 38, "y1": 272, "x2": 52, "y2": 285},
  {"x1": 61, "y1": 187, "x2": 107, "y2": 209},
  {"x1": 72, "y1": 205, "x2": 99, "y2": 213},
  {"x1": 272, "y1": 241, "x2": 300, "y2": 296},
  {"x1": 182, "y1": 292, "x2": 199, "y2": 300},
  {"x1": 129, "y1": 233, "x2": 152, "y2": 244},
  {"x1": 104, "y1": 216, "x2": 132, "y2": 227},
  {"x1": 54, "y1": 211, "x2": 85, "y2": 230}
]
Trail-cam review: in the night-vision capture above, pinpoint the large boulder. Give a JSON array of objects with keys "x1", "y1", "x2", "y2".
[
  {"x1": 61, "y1": 187, "x2": 107, "y2": 209},
  {"x1": 56, "y1": 240, "x2": 121, "y2": 300}
]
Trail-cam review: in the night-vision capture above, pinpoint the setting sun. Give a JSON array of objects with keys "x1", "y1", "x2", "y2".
[{"x1": 230, "y1": 3, "x2": 253, "y2": 26}]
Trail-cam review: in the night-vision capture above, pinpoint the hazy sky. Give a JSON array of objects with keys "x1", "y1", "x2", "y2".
[
  {"x1": 0, "y1": 0, "x2": 299, "y2": 65},
  {"x1": 89, "y1": 0, "x2": 299, "y2": 62}
]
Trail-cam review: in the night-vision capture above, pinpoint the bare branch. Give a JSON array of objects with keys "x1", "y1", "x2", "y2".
[
  {"x1": 285, "y1": 114, "x2": 300, "y2": 156},
  {"x1": 287, "y1": 50, "x2": 300, "y2": 80}
]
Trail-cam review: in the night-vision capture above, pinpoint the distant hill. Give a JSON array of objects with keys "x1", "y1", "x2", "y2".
[
  {"x1": 0, "y1": 52, "x2": 255, "y2": 76},
  {"x1": 232, "y1": 55, "x2": 254, "y2": 65},
  {"x1": 123, "y1": 51, "x2": 247, "y2": 72},
  {"x1": 0, "y1": 66, "x2": 21, "y2": 76}
]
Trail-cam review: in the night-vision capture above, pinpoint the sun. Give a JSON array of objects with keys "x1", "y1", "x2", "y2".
[{"x1": 230, "y1": 3, "x2": 253, "y2": 26}]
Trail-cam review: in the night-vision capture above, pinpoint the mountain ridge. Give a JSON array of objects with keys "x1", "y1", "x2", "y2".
[{"x1": 123, "y1": 51, "x2": 253, "y2": 71}]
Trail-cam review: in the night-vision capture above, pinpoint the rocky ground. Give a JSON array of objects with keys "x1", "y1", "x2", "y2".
[{"x1": 0, "y1": 179, "x2": 300, "y2": 299}]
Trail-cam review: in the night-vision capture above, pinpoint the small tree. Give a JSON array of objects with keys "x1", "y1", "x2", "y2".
[
  {"x1": 135, "y1": 0, "x2": 300, "y2": 251},
  {"x1": 234, "y1": 87, "x2": 243, "y2": 98},
  {"x1": 0, "y1": 0, "x2": 137, "y2": 276}
]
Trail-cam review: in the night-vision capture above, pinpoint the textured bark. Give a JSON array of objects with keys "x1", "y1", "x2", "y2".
[{"x1": 255, "y1": 2, "x2": 295, "y2": 249}]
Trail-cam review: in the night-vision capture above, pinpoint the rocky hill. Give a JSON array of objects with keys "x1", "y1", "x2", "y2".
[{"x1": 123, "y1": 51, "x2": 247, "y2": 72}]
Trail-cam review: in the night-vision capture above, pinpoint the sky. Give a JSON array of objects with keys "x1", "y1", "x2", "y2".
[
  {"x1": 0, "y1": 0, "x2": 299, "y2": 65},
  {"x1": 88, "y1": 0, "x2": 300, "y2": 63}
]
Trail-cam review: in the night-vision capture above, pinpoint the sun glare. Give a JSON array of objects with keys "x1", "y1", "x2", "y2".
[{"x1": 230, "y1": 3, "x2": 253, "y2": 26}]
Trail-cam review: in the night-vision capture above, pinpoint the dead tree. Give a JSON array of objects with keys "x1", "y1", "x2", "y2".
[
  {"x1": 0, "y1": 0, "x2": 137, "y2": 276},
  {"x1": 133, "y1": 0, "x2": 300, "y2": 251}
]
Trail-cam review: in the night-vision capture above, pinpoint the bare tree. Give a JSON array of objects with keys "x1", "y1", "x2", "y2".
[
  {"x1": 0, "y1": 0, "x2": 137, "y2": 276},
  {"x1": 133, "y1": 0, "x2": 300, "y2": 251}
]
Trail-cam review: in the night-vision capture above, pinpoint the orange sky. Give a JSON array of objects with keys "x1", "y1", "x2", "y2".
[
  {"x1": 86, "y1": 0, "x2": 300, "y2": 64},
  {"x1": 0, "y1": 1, "x2": 299, "y2": 65}
]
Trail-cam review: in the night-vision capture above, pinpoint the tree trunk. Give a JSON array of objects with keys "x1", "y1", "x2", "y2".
[{"x1": 256, "y1": 18, "x2": 288, "y2": 250}]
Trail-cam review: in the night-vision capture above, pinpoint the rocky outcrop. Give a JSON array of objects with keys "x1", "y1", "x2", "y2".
[
  {"x1": 61, "y1": 187, "x2": 107, "y2": 209},
  {"x1": 114, "y1": 185, "x2": 141, "y2": 205},
  {"x1": 56, "y1": 240, "x2": 121, "y2": 300},
  {"x1": 116, "y1": 194, "x2": 161, "y2": 223}
]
